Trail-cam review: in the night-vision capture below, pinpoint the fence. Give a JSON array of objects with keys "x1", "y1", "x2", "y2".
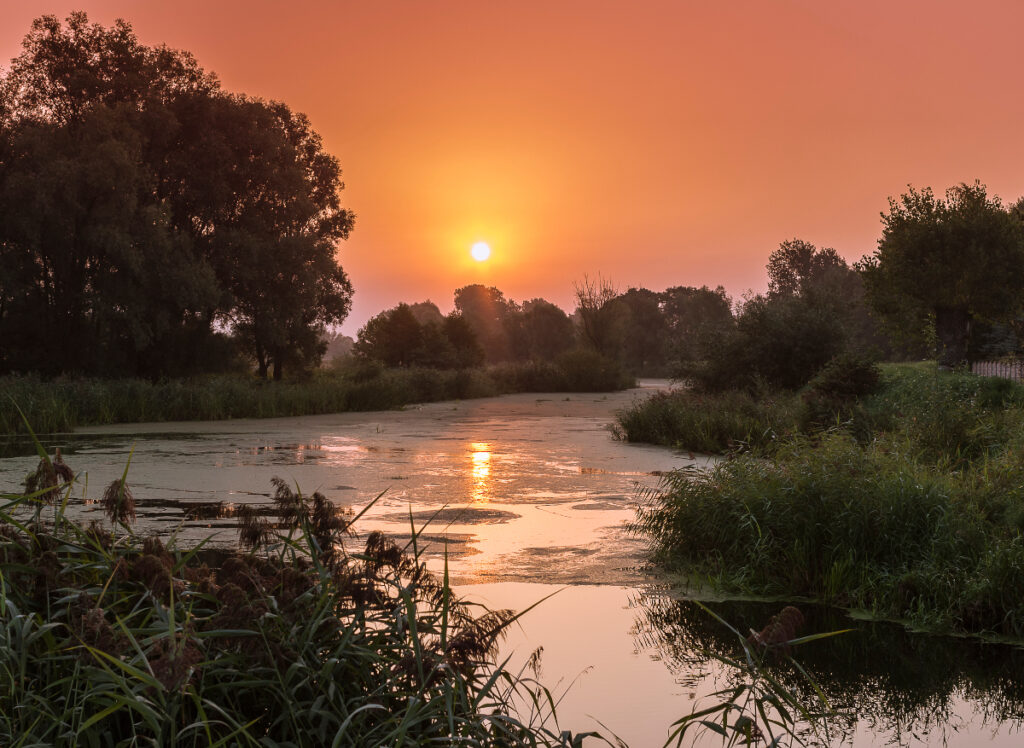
[{"x1": 971, "y1": 359, "x2": 1024, "y2": 382}]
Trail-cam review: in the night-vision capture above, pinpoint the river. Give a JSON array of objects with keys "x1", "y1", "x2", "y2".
[{"x1": 2, "y1": 381, "x2": 1023, "y2": 746}]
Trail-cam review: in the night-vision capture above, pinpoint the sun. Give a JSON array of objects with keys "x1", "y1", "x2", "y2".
[{"x1": 470, "y1": 241, "x2": 491, "y2": 262}]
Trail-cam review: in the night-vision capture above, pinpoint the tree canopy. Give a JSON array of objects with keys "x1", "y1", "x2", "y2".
[
  {"x1": 860, "y1": 182, "x2": 1024, "y2": 368},
  {"x1": 0, "y1": 13, "x2": 353, "y2": 378},
  {"x1": 766, "y1": 239, "x2": 846, "y2": 299}
]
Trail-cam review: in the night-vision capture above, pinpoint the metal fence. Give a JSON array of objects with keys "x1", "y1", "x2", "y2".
[{"x1": 971, "y1": 359, "x2": 1024, "y2": 382}]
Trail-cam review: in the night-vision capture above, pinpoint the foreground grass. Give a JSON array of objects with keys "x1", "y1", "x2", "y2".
[
  {"x1": 0, "y1": 450, "x2": 599, "y2": 746},
  {"x1": 631, "y1": 363, "x2": 1024, "y2": 638},
  {"x1": 1, "y1": 353, "x2": 634, "y2": 438}
]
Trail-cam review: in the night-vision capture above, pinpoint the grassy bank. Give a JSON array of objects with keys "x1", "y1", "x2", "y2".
[
  {"x1": 616, "y1": 362, "x2": 1024, "y2": 462},
  {"x1": 630, "y1": 364, "x2": 1024, "y2": 638},
  {"x1": 1, "y1": 351, "x2": 634, "y2": 437},
  {"x1": 1, "y1": 452, "x2": 592, "y2": 746}
]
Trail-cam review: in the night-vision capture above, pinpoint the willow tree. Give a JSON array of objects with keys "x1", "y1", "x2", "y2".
[{"x1": 860, "y1": 182, "x2": 1024, "y2": 368}]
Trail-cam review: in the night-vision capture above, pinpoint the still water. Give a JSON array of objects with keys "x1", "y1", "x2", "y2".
[{"x1": 2, "y1": 382, "x2": 1023, "y2": 746}]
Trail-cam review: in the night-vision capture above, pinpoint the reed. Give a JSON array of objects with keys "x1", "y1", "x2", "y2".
[
  {"x1": 635, "y1": 431, "x2": 1024, "y2": 637},
  {"x1": 0, "y1": 438, "x2": 603, "y2": 746},
  {"x1": 0, "y1": 357, "x2": 635, "y2": 440}
]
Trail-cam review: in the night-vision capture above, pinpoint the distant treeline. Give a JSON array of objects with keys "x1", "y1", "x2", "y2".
[
  {"x1": 348, "y1": 282, "x2": 736, "y2": 377},
  {"x1": 347, "y1": 243, "x2": 912, "y2": 382}
]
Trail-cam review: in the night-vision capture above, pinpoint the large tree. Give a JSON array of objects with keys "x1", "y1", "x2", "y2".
[
  {"x1": 186, "y1": 97, "x2": 354, "y2": 379},
  {"x1": 0, "y1": 14, "x2": 222, "y2": 375},
  {"x1": 0, "y1": 13, "x2": 353, "y2": 378},
  {"x1": 860, "y1": 182, "x2": 1024, "y2": 368}
]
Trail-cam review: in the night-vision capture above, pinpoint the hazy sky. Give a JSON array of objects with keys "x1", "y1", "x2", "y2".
[{"x1": 4, "y1": 1, "x2": 1024, "y2": 333}]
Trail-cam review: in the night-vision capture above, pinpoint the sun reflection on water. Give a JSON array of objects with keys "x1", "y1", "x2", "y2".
[{"x1": 470, "y1": 442, "x2": 491, "y2": 503}]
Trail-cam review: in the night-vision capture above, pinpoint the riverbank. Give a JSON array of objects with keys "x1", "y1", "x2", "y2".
[
  {"x1": 0, "y1": 381, "x2": 698, "y2": 580},
  {"x1": 624, "y1": 363, "x2": 1024, "y2": 639},
  {"x1": 0, "y1": 353, "x2": 635, "y2": 440}
]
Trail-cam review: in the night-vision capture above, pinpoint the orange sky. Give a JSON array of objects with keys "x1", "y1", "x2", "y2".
[{"x1": 5, "y1": 1, "x2": 1024, "y2": 333}]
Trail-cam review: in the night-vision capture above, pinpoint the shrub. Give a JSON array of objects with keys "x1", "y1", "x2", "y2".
[
  {"x1": 677, "y1": 294, "x2": 846, "y2": 392},
  {"x1": 799, "y1": 352, "x2": 882, "y2": 435},
  {"x1": 556, "y1": 348, "x2": 634, "y2": 392}
]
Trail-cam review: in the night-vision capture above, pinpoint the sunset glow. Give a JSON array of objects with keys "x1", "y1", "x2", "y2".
[
  {"x1": 470, "y1": 242, "x2": 491, "y2": 262},
  {"x1": 3, "y1": 1, "x2": 1024, "y2": 333}
]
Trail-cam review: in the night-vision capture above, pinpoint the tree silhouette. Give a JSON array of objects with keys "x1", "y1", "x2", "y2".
[
  {"x1": 860, "y1": 182, "x2": 1024, "y2": 368},
  {"x1": 0, "y1": 13, "x2": 353, "y2": 378}
]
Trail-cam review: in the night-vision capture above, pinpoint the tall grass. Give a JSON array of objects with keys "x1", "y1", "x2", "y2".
[
  {"x1": 635, "y1": 432, "x2": 1024, "y2": 637},
  {"x1": 0, "y1": 445, "x2": 603, "y2": 746},
  {"x1": 613, "y1": 389, "x2": 802, "y2": 454},
  {"x1": 0, "y1": 355, "x2": 635, "y2": 438},
  {"x1": 617, "y1": 363, "x2": 1024, "y2": 465}
]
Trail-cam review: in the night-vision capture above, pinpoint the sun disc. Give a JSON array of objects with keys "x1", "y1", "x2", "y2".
[{"x1": 471, "y1": 242, "x2": 491, "y2": 262}]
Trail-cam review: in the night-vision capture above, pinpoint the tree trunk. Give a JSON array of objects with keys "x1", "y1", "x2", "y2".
[
  {"x1": 934, "y1": 306, "x2": 971, "y2": 370},
  {"x1": 272, "y1": 357, "x2": 283, "y2": 381}
]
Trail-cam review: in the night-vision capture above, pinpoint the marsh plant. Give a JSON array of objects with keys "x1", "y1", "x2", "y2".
[
  {"x1": 663, "y1": 602, "x2": 845, "y2": 748},
  {"x1": 637, "y1": 595, "x2": 1024, "y2": 745},
  {"x1": 0, "y1": 357, "x2": 634, "y2": 450},
  {"x1": 0, "y1": 442, "x2": 601, "y2": 746}
]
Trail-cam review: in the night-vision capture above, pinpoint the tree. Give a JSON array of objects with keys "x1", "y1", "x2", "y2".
[
  {"x1": 0, "y1": 14, "x2": 221, "y2": 376},
  {"x1": 573, "y1": 274, "x2": 625, "y2": 358},
  {"x1": 164, "y1": 95, "x2": 353, "y2": 380},
  {"x1": 353, "y1": 305, "x2": 423, "y2": 367},
  {"x1": 617, "y1": 288, "x2": 669, "y2": 375},
  {"x1": 661, "y1": 285, "x2": 734, "y2": 366},
  {"x1": 766, "y1": 240, "x2": 897, "y2": 358},
  {"x1": 0, "y1": 13, "x2": 354, "y2": 379},
  {"x1": 678, "y1": 293, "x2": 845, "y2": 391},
  {"x1": 508, "y1": 299, "x2": 575, "y2": 362},
  {"x1": 407, "y1": 301, "x2": 444, "y2": 327},
  {"x1": 453, "y1": 285, "x2": 515, "y2": 363},
  {"x1": 860, "y1": 182, "x2": 1024, "y2": 368},
  {"x1": 352, "y1": 305, "x2": 483, "y2": 369},
  {"x1": 442, "y1": 313, "x2": 485, "y2": 368},
  {"x1": 766, "y1": 239, "x2": 845, "y2": 298}
]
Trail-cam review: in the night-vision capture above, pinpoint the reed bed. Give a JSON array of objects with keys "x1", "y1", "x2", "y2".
[
  {"x1": 0, "y1": 441, "x2": 601, "y2": 746},
  {"x1": 630, "y1": 363, "x2": 1024, "y2": 638},
  {"x1": 636, "y1": 432, "x2": 1024, "y2": 637},
  {"x1": 0, "y1": 355, "x2": 634, "y2": 438}
]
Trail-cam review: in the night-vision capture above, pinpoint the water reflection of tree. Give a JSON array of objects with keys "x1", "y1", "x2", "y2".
[{"x1": 633, "y1": 593, "x2": 1024, "y2": 744}]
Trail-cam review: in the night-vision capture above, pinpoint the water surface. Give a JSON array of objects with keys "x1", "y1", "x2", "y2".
[{"x1": 4, "y1": 382, "x2": 1024, "y2": 746}]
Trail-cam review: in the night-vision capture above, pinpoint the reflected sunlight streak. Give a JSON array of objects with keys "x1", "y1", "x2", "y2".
[{"x1": 470, "y1": 442, "x2": 492, "y2": 503}]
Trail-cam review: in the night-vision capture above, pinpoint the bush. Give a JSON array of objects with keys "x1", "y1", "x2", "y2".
[
  {"x1": 678, "y1": 294, "x2": 845, "y2": 392},
  {"x1": 556, "y1": 348, "x2": 634, "y2": 392},
  {"x1": 614, "y1": 388, "x2": 801, "y2": 453},
  {"x1": 798, "y1": 352, "x2": 882, "y2": 435},
  {"x1": 805, "y1": 352, "x2": 882, "y2": 401}
]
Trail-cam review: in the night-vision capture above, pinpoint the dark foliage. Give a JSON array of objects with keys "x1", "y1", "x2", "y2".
[{"x1": 0, "y1": 14, "x2": 353, "y2": 379}]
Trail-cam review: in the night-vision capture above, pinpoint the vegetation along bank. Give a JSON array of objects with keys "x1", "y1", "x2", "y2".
[{"x1": 623, "y1": 362, "x2": 1024, "y2": 639}]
